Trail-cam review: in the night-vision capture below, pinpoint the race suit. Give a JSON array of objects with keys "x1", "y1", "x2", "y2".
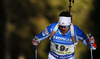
[{"x1": 35, "y1": 22, "x2": 91, "y2": 59}]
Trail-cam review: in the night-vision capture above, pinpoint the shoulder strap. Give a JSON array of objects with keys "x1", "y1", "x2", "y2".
[
  {"x1": 70, "y1": 23, "x2": 75, "y2": 43},
  {"x1": 49, "y1": 23, "x2": 76, "y2": 44},
  {"x1": 49, "y1": 23, "x2": 58, "y2": 40}
]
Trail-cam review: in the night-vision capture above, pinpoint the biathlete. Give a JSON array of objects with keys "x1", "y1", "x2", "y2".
[{"x1": 32, "y1": 10, "x2": 97, "y2": 59}]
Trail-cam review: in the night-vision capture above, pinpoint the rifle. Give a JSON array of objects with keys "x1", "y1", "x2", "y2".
[
  {"x1": 68, "y1": 0, "x2": 76, "y2": 44},
  {"x1": 69, "y1": 0, "x2": 74, "y2": 15}
]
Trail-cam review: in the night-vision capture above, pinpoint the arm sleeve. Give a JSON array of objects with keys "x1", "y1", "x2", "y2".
[
  {"x1": 76, "y1": 27, "x2": 89, "y2": 46},
  {"x1": 35, "y1": 24, "x2": 53, "y2": 43},
  {"x1": 76, "y1": 27, "x2": 86, "y2": 40},
  {"x1": 76, "y1": 27, "x2": 94, "y2": 49}
]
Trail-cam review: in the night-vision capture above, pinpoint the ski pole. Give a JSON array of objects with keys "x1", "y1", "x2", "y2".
[
  {"x1": 87, "y1": 34, "x2": 93, "y2": 59},
  {"x1": 90, "y1": 48, "x2": 93, "y2": 59},
  {"x1": 33, "y1": 36, "x2": 38, "y2": 59},
  {"x1": 35, "y1": 45, "x2": 37, "y2": 59}
]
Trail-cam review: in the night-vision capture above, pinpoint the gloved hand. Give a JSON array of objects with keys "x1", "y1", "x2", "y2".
[
  {"x1": 87, "y1": 33, "x2": 97, "y2": 50},
  {"x1": 87, "y1": 34, "x2": 95, "y2": 45},
  {"x1": 32, "y1": 36, "x2": 38, "y2": 45}
]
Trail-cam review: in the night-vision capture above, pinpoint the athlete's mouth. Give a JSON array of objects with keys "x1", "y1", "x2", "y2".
[{"x1": 61, "y1": 30, "x2": 66, "y2": 33}]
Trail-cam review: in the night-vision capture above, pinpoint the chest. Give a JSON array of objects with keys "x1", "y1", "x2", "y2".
[{"x1": 51, "y1": 30, "x2": 74, "y2": 45}]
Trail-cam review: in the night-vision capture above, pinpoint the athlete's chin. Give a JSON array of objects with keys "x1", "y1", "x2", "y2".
[{"x1": 61, "y1": 31, "x2": 66, "y2": 34}]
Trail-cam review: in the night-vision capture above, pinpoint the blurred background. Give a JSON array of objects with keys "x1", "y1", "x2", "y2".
[{"x1": 1, "y1": 0, "x2": 100, "y2": 59}]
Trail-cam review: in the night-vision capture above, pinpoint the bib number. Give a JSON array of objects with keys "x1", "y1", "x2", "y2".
[
  {"x1": 55, "y1": 44, "x2": 69, "y2": 51},
  {"x1": 51, "y1": 42, "x2": 75, "y2": 54}
]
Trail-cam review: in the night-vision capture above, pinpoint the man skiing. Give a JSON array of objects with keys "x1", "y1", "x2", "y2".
[{"x1": 32, "y1": 10, "x2": 97, "y2": 59}]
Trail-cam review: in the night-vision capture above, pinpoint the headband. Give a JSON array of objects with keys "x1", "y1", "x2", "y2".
[{"x1": 58, "y1": 16, "x2": 71, "y2": 26}]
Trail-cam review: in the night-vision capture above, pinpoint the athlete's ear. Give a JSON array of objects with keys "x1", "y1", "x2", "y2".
[
  {"x1": 58, "y1": 26, "x2": 61, "y2": 30},
  {"x1": 71, "y1": 15, "x2": 73, "y2": 23}
]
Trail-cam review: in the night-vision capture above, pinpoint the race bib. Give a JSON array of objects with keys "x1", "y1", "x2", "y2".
[{"x1": 50, "y1": 41, "x2": 75, "y2": 55}]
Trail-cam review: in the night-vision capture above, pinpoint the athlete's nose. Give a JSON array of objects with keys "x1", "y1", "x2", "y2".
[{"x1": 62, "y1": 27, "x2": 65, "y2": 30}]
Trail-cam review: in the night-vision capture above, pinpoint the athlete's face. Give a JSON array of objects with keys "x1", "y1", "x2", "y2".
[{"x1": 59, "y1": 26, "x2": 70, "y2": 34}]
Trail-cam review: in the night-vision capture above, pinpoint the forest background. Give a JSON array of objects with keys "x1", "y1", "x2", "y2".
[{"x1": 1, "y1": 0, "x2": 100, "y2": 59}]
